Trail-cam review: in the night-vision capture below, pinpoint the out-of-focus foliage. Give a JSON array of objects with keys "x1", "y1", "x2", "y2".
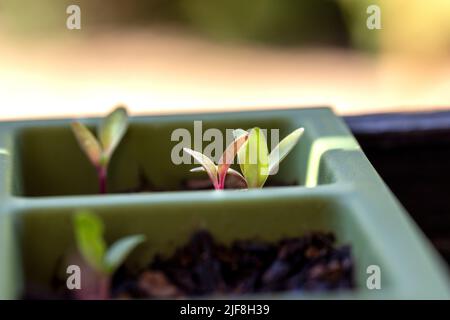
[
  {"x1": 0, "y1": 0, "x2": 349, "y2": 46},
  {"x1": 338, "y1": 0, "x2": 380, "y2": 53},
  {"x1": 1, "y1": 0, "x2": 450, "y2": 55},
  {"x1": 177, "y1": 0, "x2": 349, "y2": 46},
  {"x1": 0, "y1": 0, "x2": 66, "y2": 34},
  {"x1": 0, "y1": 0, "x2": 180, "y2": 34}
]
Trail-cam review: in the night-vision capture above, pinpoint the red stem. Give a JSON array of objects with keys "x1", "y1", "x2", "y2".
[
  {"x1": 97, "y1": 166, "x2": 107, "y2": 194},
  {"x1": 218, "y1": 174, "x2": 226, "y2": 190},
  {"x1": 97, "y1": 274, "x2": 110, "y2": 300}
]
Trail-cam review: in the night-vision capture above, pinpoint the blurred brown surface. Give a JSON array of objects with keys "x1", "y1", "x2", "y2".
[{"x1": 1, "y1": 29, "x2": 449, "y2": 120}]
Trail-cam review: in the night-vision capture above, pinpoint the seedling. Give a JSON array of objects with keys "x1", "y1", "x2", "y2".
[
  {"x1": 71, "y1": 106, "x2": 129, "y2": 193},
  {"x1": 73, "y1": 211, "x2": 145, "y2": 299},
  {"x1": 235, "y1": 127, "x2": 304, "y2": 188},
  {"x1": 183, "y1": 131, "x2": 249, "y2": 189}
]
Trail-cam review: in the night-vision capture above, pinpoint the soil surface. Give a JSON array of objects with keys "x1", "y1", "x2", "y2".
[
  {"x1": 120, "y1": 169, "x2": 298, "y2": 193},
  {"x1": 112, "y1": 230, "x2": 354, "y2": 298}
]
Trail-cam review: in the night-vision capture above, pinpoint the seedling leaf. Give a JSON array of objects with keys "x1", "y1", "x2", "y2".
[
  {"x1": 217, "y1": 131, "x2": 248, "y2": 188},
  {"x1": 104, "y1": 234, "x2": 146, "y2": 274},
  {"x1": 98, "y1": 106, "x2": 129, "y2": 161},
  {"x1": 226, "y1": 167, "x2": 247, "y2": 186},
  {"x1": 269, "y1": 128, "x2": 304, "y2": 175},
  {"x1": 233, "y1": 129, "x2": 249, "y2": 139},
  {"x1": 237, "y1": 128, "x2": 269, "y2": 188},
  {"x1": 183, "y1": 148, "x2": 219, "y2": 188},
  {"x1": 71, "y1": 122, "x2": 102, "y2": 167},
  {"x1": 190, "y1": 166, "x2": 206, "y2": 173},
  {"x1": 73, "y1": 211, "x2": 106, "y2": 273}
]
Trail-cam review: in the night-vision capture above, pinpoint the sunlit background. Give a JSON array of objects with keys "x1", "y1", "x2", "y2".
[{"x1": 1, "y1": 0, "x2": 450, "y2": 120}]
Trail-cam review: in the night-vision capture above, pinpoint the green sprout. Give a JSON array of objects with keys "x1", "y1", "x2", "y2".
[
  {"x1": 235, "y1": 127, "x2": 304, "y2": 188},
  {"x1": 73, "y1": 211, "x2": 145, "y2": 299},
  {"x1": 71, "y1": 106, "x2": 129, "y2": 194},
  {"x1": 183, "y1": 131, "x2": 249, "y2": 189}
]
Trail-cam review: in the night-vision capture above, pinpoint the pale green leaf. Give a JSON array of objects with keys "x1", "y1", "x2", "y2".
[
  {"x1": 233, "y1": 129, "x2": 249, "y2": 177},
  {"x1": 183, "y1": 148, "x2": 219, "y2": 188},
  {"x1": 73, "y1": 211, "x2": 106, "y2": 273},
  {"x1": 104, "y1": 234, "x2": 146, "y2": 274},
  {"x1": 98, "y1": 106, "x2": 129, "y2": 161},
  {"x1": 234, "y1": 129, "x2": 249, "y2": 177},
  {"x1": 236, "y1": 142, "x2": 248, "y2": 178},
  {"x1": 269, "y1": 128, "x2": 304, "y2": 175},
  {"x1": 189, "y1": 166, "x2": 206, "y2": 173},
  {"x1": 71, "y1": 122, "x2": 102, "y2": 167},
  {"x1": 237, "y1": 127, "x2": 269, "y2": 188},
  {"x1": 217, "y1": 131, "x2": 248, "y2": 187}
]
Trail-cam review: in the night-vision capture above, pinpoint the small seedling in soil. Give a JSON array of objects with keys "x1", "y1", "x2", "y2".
[
  {"x1": 183, "y1": 130, "x2": 249, "y2": 190},
  {"x1": 234, "y1": 127, "x2": 304, "y2": 188},
  {"x1": 73, "y1": 211, "x2": 145, "y2": 299},
  {"x1": 71, "y1": 106, "x2": 129, "y2": 193}
]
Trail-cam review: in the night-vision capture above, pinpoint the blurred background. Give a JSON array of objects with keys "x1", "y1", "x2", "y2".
[{"x1": 0, "y1": 0, "x2": 450, "y2": 120}]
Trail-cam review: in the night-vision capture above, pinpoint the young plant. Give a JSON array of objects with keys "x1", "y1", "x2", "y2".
[
  {"x1": 235, "y1": 127, "x2": 304, "y2": 188},
  {"x1": 71, "y1": 106, "x2": 129, "y2": 194},
  {"x1": 183, "y1": 131, "x2": 249, "y2": 190},
  {"x1": 73, "y1": 211, "x2": 145, "y2": 299}
]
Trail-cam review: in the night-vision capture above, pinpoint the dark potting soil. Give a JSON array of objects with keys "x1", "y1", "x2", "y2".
[
  {"x1": 119, "y1": 169, "x2": 297, "y2": 193},
  {"x1": 112, "y1": 230, "x2": 354, "y2": 299},
  {"x1": 181, "y1": 177, "x2": 297, "y2": 190}
]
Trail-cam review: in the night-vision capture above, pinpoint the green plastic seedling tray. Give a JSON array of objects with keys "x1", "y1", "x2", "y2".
[{"x1": 0, "y1": 108, "x2": 448, "y2": 299}]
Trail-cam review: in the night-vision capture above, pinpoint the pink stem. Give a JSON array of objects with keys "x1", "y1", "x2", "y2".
[
  {"x1": 97, "y1": 166, "x2": 107, "y2": 194},
  {"x1": 217, "y1": 174, "x2": 226, "y2": 190},
  {"x1": 97, "y1": 274, "x2": 110, "y2": 300}
]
